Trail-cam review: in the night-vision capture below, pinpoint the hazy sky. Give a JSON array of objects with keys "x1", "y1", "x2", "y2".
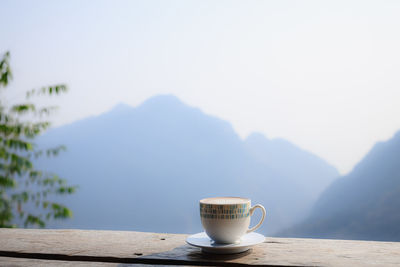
[{"x1": 2, "y1": 0, "x2": 400, "y2": 174}]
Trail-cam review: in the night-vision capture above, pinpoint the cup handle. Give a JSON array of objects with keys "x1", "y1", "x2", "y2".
[{"x1": 246, "y1": 204, "x2": 266, "y2": 233}]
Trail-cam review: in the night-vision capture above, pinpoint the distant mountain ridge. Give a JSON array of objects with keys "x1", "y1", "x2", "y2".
[
  {"x1": 280, "y1": 131, "x2": 400, "y2": 241},
  {"x1": 36, "y1": 94, "x2": 339, "y2": 235},
  {"x1": 245, "y1": 133, "x2": 337, "y2": 199}
]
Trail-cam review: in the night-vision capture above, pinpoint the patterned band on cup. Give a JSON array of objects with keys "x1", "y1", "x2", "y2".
[{"x1": 200, "y1": 203, "x2": 250, "y2": 219}]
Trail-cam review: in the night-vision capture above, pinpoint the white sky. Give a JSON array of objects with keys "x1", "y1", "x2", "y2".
[{"x1": 2, "y1": 0, "x2": 400, "y2": 174}]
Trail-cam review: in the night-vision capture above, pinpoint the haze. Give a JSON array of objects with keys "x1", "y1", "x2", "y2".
[{"x1": 2, "y1": 0, "x2": 400, "y2": 174}]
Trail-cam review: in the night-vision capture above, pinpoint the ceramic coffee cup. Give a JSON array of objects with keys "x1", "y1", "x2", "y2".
[{"x1": 200, "y1": 197, "x2": 266, "y2": 244}]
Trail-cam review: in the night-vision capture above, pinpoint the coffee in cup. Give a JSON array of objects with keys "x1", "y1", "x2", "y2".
[{"x1": 200, "y1": 197, "x2": 266, "y2": 244}]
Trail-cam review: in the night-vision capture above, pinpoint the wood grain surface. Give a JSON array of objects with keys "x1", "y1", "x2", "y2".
[{"x1": 1, "y1": 229, "x2": 400, "y2": 266}]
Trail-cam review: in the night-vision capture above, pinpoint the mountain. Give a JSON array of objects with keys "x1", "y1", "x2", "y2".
[
  {"x1": 244, "y1": 133, "x2": 338, "y2": 230},
  {"x1": 280, "y1": 131, "x2": 400, "y2": 241},
  {"x1": 35, "y1": 94, "x2": 338, "y2": 235},
  {"x1": 245, "y1": 133, "x2": 338, "y2": 204}
]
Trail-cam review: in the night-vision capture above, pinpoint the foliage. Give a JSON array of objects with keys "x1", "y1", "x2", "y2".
[{"x1": 0, "y1": 51, "x2": 76, "y2": 228}]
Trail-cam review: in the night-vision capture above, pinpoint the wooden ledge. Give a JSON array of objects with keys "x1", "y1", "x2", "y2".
[{"x1": 1, "y1": 228, "x2": 400, "y2": 266}]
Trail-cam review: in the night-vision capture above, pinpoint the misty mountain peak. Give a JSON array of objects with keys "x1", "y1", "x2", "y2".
[{"x1": 139, "y1": 94, "x2": 186, "y2": 112}]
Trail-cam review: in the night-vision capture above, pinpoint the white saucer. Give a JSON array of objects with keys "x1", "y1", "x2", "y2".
[{"x1": 186, "y1": 232, "x2": 265, "y2": 254}]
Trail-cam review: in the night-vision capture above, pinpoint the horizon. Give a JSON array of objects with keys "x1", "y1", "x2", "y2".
[{"x1": 2, "y1": 0, "x2": 400, "y2": 173}]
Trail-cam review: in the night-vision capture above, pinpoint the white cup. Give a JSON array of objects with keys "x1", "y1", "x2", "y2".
[{"x1": 200, "y1": 197, "x2": 266, "y2": 244}]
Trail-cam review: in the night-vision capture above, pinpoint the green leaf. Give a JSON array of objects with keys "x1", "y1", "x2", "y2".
[
  {"x1": 3, "y1": 138, "x2": 33, "y2": 151},
  {"x1": 45, "y1": 145, "x2": 66, "y2": 157},
  {"x1": 0, "y1": 176, "x2": 16, "y2": 187},
  {"x1": 24, "y1": 215, "x2": 45, "y2": 228},
  {"x1": 10, "y1": 104, "x2": 35, "y2": 114},
  {"x1": 0, "y1": 51, "x2": 12, "y2": 88},
  {"x1": 26, "y1": 84, "x2": 68, "y2": 98},
  {"x1": 50, "y1": 203, "x2": 73, "y2": 219},
  {"x1": 56, "y1": 185, "x2": 77, "y2": 195}
]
